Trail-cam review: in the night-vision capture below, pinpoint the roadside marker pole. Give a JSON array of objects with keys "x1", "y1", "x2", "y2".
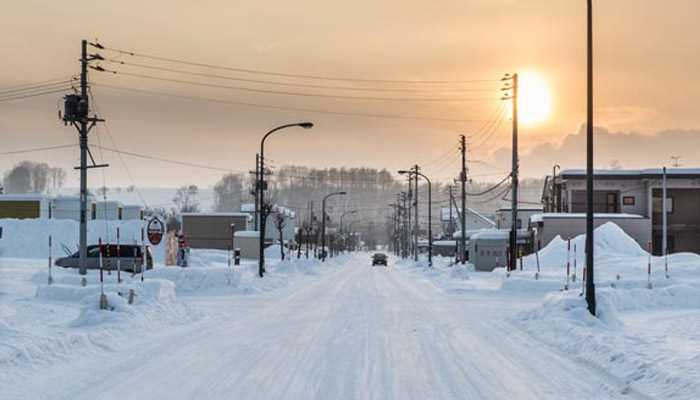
[
  {"x1": 572, "y1": 244, "x2": 577, "y2": 282},
  {"x1": 564, "y1": 239, "x2": 571, "y2": 290},
  {"x1": 141, "y1": 227, "x2": 145, "y2": 283},
  {"x1": 99, "y1": 238, "x2": 108, "y2": 310},
  {"x1": 535, "y1": 239, "x2": 541, "y2": 280},
  {"x1": 48, "y1": 235, "x2": 53, "y2": 285},
  {"x1": 117, "y1": 227, "x2": 122, "y2": 284},
  {"x1": 647, "y1": 241, "x2": 653, "y2": 289},
  {"x1": 580, "y1": 254, "x2": 586, "y2": 297},
  {"x1": 518, "y1": 248, "x2": 523, "y2": 271}
]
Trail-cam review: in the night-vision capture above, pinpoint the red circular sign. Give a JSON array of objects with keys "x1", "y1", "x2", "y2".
[{"x1": 147, "y1": 217, "x2": 164, "y2": 245}]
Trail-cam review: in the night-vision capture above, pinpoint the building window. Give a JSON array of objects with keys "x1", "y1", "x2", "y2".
[
  {"x1": 653, "y1": 196, "x2": 674, "y2": 214},
  {"x1": 571, "y1": 190, "x2": 619, "y2": 213},
  {"x1": 623, "y1": 196, "x2": 635, "y2": 206}
]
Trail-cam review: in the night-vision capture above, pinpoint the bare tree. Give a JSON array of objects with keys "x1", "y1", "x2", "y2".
[
  {"x1": 173, "y1": 184, "x2": 200, "y2": 213},
  {"x1": 213, "y1": 173, "x2": 243, "y2": 212},
  {"x1": 273, "y1": 211, "x2": 287, "y2": 260}
]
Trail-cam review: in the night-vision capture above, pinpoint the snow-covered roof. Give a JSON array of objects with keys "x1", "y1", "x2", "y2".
[
  {"x1": 234, "y1": 230, "x2": 259, "y2": 238},
  {"x1": 560, "y1": 168, "x2": 700, "y2": 179},
  {"x1": 452, "y1": 228, "x2": 495, "y2": 239},
  {"x1": 433, "y1": 240, "x2": 456, "y2": 246},
  {"x1": 240, "y1": 203, "x2": 255, "y2": 212},
  {"x1": 529, "y1": 213, "x2": 646, "y2": 223},
  {"x1": 440, "y1": 207, "x2": 496, "y2": 226},
  {"x1": 0, "y1": 194, "x2": 47, "y2": 201},
  {"x1": 470, "y1": 229, "x2": 530, "y2": 241},
  {"x1": 182, "y1": 212, "x2": 252, "y2": 219}
]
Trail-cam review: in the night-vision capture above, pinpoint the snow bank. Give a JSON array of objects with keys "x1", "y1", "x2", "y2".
[
  {"x1": 514, "y1": 284, "x2": 700, "y2": 400},
  {"x1": 0, "y1": 218, "x2": 166, "y2": 262},
  {"x1": 527, "y1": 222, "x2": 647, "y2": 271}
]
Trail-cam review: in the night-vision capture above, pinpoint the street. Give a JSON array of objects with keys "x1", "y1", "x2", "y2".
[{"x1": 8, "y1": 254, "x2": 644, "y2": 400}]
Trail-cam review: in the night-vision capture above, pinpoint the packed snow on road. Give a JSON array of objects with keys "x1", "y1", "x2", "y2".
[{"x1": 1, "y1": 219, "x2": 699, "y2": 400}]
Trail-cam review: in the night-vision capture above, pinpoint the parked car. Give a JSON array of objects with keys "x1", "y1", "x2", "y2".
[
  {"x1": 371, "y1": 253, "x2": 388, "y2": 266},
  {"x1": 55, "y1": 244, "x2": 154, "y2": 273}
]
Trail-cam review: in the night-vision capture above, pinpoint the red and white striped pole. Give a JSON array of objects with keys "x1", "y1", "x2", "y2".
[
  {"x1": 565, "y1": 239, "x2": 571, "y2": 290},
  {"x1": 116, "y1": 227, "x2": 122, "y2": 284},
  {"x1": 647, "y1": 241, "x2": 652, "y2": 289},
  {"x1": 141, "y1": 227, "x2": 145, "y2": 282},
  {"x1": 573, "y1": 243, "x2": 577, "y2": 282},
  {"x1": 48, "y1": 235, "x2": 53, "y2": 285}
]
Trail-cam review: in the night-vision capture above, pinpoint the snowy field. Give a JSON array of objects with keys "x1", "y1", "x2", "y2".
[{"x1": 1, "y1": 220, "x2": 699, "y2": 399}]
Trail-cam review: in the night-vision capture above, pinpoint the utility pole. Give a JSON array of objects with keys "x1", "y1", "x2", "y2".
[
  {"x1": 253, "y1": 153, "x2": 259, "y2": 231},
  {"x1": 448, "y1": 185, "x2": 454, "y2": 236},
  {"x1": 400, "y1": 192, "x2": 408, "y2": 258},
  {"x1": 407, "y1": 177, "x2": 413, "y2": 258},
  {"x1": 585, "y1": 0, "x2": 597, "y2": 316},
  {"x1": 459, "y1": 135, "x2": 467, "y2": 264},
  {"x1": 413, "y1": 164, "x2": 419, "y2": 262},
  {"x1": 502, "y1": 73, "x2": 519, "y2": 272},
  {"x1": 62, "y1": 40, "x2": 107, "y2": 275}
]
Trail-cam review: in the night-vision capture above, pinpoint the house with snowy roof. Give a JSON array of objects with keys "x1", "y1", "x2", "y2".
[{"x1": 539, "y1": 168, "x2": 700, "y2": 254}]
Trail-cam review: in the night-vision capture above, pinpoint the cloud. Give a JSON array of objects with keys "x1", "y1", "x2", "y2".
[{"x1": 487, "y1": 125, "x2": 700, "y2": 177}]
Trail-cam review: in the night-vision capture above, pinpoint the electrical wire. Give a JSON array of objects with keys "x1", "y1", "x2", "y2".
[
  {"x1": 92, "y1": 83, "x2": 486, "y2": 123},
  {"x1": 103, "y1": 59, "x2": 497, "y2": 94},
  {"x1": 0, "y1": 80, "x2": 74, "y2": 96},
  {"x1": 465, "y1": 174, "x2": 511, "y2": 196},
  {"x1": 101, "y1": 45, "x2": 500, "y2": 85},
  {"x1": 93, "y1": 68, "x2": 499, "y2": 103},
  {"x1": 0, "y1": 87, "x2": 73, "y2": 103},
  {"x1": 0, "y1": 76, "x2": 74, "y2": 92},
  {"x1": 0, "y1": 144, "x2": 74, "y2": 155}
]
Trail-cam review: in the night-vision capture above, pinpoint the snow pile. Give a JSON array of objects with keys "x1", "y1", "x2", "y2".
[
  {"x1": 514, "y1": 284, "x2": 700, "y2": 400},
  {"x1": 146, "y1": 267, "x2": 241, "y2": 294},
  {"x1": 0, "y1": 218, "x2": 166, "y2": 262},
  {"x1": 526, "y1": 222, "x2": 646, "y2": 271}
]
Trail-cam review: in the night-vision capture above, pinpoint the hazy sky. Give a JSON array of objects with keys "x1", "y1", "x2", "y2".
[{"x1": 1, "y1": 0, "x2": 699, "y2": 188}]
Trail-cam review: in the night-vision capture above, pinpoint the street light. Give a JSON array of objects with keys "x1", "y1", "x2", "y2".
[
  {"x1": 339, "y1": 209, "x2": 357, "y2": 253},
  {"x1": 258, "y1": 122, "x2": 313, "y2": 278},
  {"x1": 321, "y1": 191, "x2": 347, "y2": 261},
  {"x1": 399, "y1": 169, "x2": 433, "y2": 267}
]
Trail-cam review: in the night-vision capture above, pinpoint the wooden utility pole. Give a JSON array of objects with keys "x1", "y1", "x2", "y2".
[
  {"x1": 459, "y1": 135, "x2": 467, "y2": 264},
  {"x1": 502, "y1": 73, "x2": 519, "y2": 272}
]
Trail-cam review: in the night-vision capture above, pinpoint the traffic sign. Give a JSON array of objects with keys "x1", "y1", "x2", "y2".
[{"x1": 147, "y1": 217, "x2": 165, "y2": 245}]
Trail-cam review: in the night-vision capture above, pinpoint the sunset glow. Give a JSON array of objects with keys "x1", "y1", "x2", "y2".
[{"x1": 518, "y1": 71, "x2": 553, "y2": 126}]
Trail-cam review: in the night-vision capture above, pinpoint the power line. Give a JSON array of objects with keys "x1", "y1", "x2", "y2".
[
  {"x1": 0, "y1": 80, "x2": 74, "y2": 96},
  {"x1": 93, "y1": 83, "x2": 487, "y2": 123},
  {"x1": 0, "y1": 87, "x2": 73, "y2": 103},
  {"x1": 0, "y1": 76, "x2": 74, "y2": 92},
  {"x1": 101, "y1": 45, "x2": 500, "y2": 85},
  {"x1": 91, "y1": 144, "x2": 240, "y2": 173},
  {"x1": 93, "y1": 68, "x2": 499, "y2": 103},
  {"x1": 103, "y1": 59, "x2": 497, "y2": 94},
  {"x1": 0, "y1": 144, "x2": 74, "y2": 155}
]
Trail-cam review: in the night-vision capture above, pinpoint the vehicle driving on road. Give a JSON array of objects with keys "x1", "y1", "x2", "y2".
[{"x1": 371, "y1": 253, "x2": 388, "y2": 266}]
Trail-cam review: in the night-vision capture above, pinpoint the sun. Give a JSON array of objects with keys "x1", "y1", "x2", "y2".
[{"x1": 518, "y1": 71, "x2": 553, "y2": 126}]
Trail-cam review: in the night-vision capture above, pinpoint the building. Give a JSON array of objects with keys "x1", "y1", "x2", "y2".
[
  {"x1": 440, "y1": 207, "x2": 496, "y2": 237},
  {"x1": 239, "y1": 203, "x2": 297, "y2": 243},
  {"x1": 494, "y1": 207, "x2": 543, "y2": 230},
  {"x1": 181, "y1": 212, "x2": 252, "y2": 250},
  {"x1": 468, "y1": 229, "x2": 530, "y2": 271},
  {"x1": 530, "y1": 213, "x2": 650, "y2": 250},
  {"x1": 0, "y1": 194, "x2": 51, "y2": 219},
  {"x1": 0, "y1": 194, "x2": 143, "y2": 221},
  {"x1": 541, "y1": 168, "x2": 700, "y2": 254}
]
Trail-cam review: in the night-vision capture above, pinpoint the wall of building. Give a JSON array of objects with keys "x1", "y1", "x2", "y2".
[
  {"x1": 182, "y1": 213, "x2": 251, "y2": 250},
  {"x1": 533, "y1": 216, "x2": 651, "y2": 249}
]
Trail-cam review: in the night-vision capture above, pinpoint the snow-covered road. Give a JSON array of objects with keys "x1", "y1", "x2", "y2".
[{"x1": 8, "y1": 254, "x2": 647, "y2": 400}]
